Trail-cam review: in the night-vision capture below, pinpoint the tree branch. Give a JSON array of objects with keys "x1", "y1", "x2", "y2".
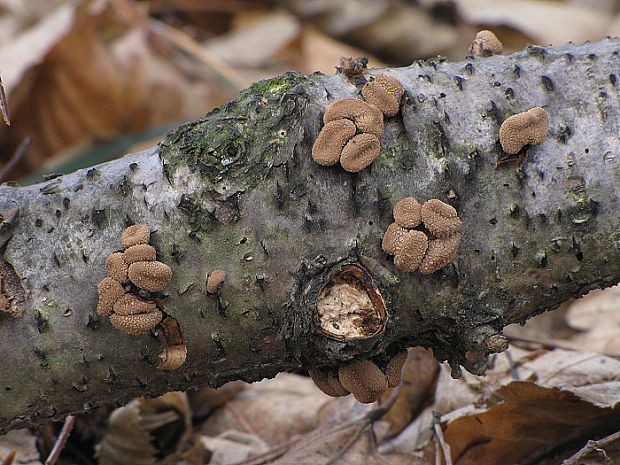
[{"x1": 0, "y1": 38, "x2": 619, "y2": 433}]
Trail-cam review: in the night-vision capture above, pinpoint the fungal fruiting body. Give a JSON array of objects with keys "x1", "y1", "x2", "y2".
[
  {"x1": 469, "y1": 30, "x2": 503, "y2": 56},
  {"x1": 96, "y1": 225, "x2": 172, "y2": 335},
  {"x1": 361, "y1": 74, "x2": 404, "y2": 117},
  {"x1": 499, "y1": 107, "x2": 550, "y2": 154},
  {"x1": 311, "y1": 74, "x2": 404, "y2": 172},
  {"x1": 383, "y1": 198, "x2": 462, "y2": 274},
  {"x1": 206, "y1": 269, "x2": 227, "y2": 294},
  {"x1": 310, "y1": 351, "x2": 408, "y2": 403}
]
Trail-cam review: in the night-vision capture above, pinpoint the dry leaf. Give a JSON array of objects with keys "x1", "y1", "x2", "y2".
[
  {"x1": 202, "y1": 373, "x2": 332, "y2": 445},
  {"x1": 380, "y1": 347, "x2": 439, "y2": 438},
  {"x1": 0, "y1": 1, "x2": 233, "y2": 178},
  {"x1": 187, "y1": 381, "x2": 247, "y2": 420},
  {"x1": 97, "y1": 392, "x2": 193, "y2": 465},
  {"x1": 201, "y1": 430, "x2": 269, "y2": 465},
  {"x1": 454, "y1": 0, "x2": 613, "y2": 46},
  {"x1": 0, "y1": 429, "x2": 41, "y2": 465}
]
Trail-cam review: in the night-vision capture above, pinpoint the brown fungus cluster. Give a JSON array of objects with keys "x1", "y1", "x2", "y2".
[
  {"x1": 383, "y1": 197, "x2": 462, "y2": 274},
  {"x1": 499, "y1": 107, "x2": 550, "y2": 154},
  {"x1": 309, "y1": 351, "x2": 408, "y2": 403},
  {"x1": 96, "y1": 225, "x2": 172, "y2": 335},
  {"x1": 311, "y1": 74, "x2": 404, "y2": 172},
  {"x1": 469, "y1": 30, "x2": 503, "y2": 57}
]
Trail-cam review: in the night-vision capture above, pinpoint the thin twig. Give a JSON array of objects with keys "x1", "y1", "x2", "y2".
[
  {"x1": 561, "y1": 429, "x2": 620, "y2": 465},
  {"x1": 227, "y1": 436, "x2": 300, "y2": 465},
  {"x1": 433, "y1": 412, "x2": 452, "y2": 465},
  {"x1": 0, "y1": 137, "x2": 32, "y2": 183},
  {"x1": 324, "y1": 423, "x2": 370, "y2": 465},
  {"x1": 44, "y1": 415, "x2": 76, "y2": 465},
  {"x1": 505, "y1": 334, "x2": 580, "y2": 352}
]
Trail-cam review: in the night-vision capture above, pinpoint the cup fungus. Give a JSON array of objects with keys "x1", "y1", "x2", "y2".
[
  {"x1": 121, "y1": 224, "x2": 150, "y2": 248},
  {"x1": 338, "y1": 359, "x2": 388, "y2": 404},
  {"x1": 499, "y1": 107, "x2": 550, "y2": 154},
  {"x1": 311, "y1": 119, "x2": 357, "y2": 166},
  {"x1": 383, "y1": 197, "x2": 462, "y2": 274},
  {"x1": 105, "y1": 252, "x2": 128, "y2": 283},
  {"x1": 309, "y1": 368, "x2": 349, "y2": 397},
  {"x1": 419, "y1": 232, "x2": 462, "y2": 275},
  {"x1": 420, "y1": 199, "x2": 462, "y2": 238},
  {"x1": 96, "y1": 277, "x2": 125, "y2": 316},
  {"x1": 206, "y1": 269, "x2": 226, "y2": 294},
  {"x1": 128, "y1": 261, "x2": 173, "y2": 292},
  {"x1": 381, "y1": 223, "x2": 409, "y2": 255},
  {"x1": 469, "y1": 30, "x2": 503, "y2": 57},
  {"x1": 361, "y1": 74, "x2": 404, "y2": 117},
  {"x1": 385, "y1": 351, "x2": 408, "y2": 388},
  {"x1": 123, "y1": 244, "x2": 157, "y2": 264},
  {"x1": 393, "y1": 231, "x2": 428, "y2": 272},
  {"x1": 323, "y1": 98, "x2": 384, "y2": 137},
  {"x1": 339, "y1": 133, "x2": 381, "y2": 173},
  {"x1": 109, "y1": 310, "x2": 163, "y2": 336},
  {"x1": 97, "y1": 225, "x2": 173, "y2": 338},
  {"x1": 393, "y1": 197, "x2": 422, "y2": 229}
]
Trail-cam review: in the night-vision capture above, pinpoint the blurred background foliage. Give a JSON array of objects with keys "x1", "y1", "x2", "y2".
[{"x1": 1, "y1": 0, "x2": 619, "y2": 183}]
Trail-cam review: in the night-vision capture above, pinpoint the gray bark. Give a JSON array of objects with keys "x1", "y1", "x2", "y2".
[{"x1": 0, "y1": 38, "x2": 619, "y2": 433}]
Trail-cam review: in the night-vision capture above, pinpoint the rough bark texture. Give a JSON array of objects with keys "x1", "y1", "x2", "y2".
[{"x1": 1, "y1": 38, "x2": 619, "y2": 433}]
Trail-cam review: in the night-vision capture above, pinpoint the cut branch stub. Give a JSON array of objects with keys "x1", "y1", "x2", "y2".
[{"x1": 314, "y1": 264, "x2": 386, "y2": 340}]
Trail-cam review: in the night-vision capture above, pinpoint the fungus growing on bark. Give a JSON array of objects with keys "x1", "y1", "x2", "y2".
[
  {"x1": 157, "y1": 316, "x2": 187, "y2": 370},
  {"x1": 323, "y1": 98, "x2": 385, "y2": 137},
  {"x1": 112, "y1": 293, "x2": 158, "y2": 315},
  {"x1": 311, "y1": 119, "x2": 356, "y2": 166},
  {"x1": 419, "y1": 232, "x2": 462, "y2": 275},
  {"x1": 469, "y1": 30, "x2": 503, "y2": 56},
  {"x1": 385, "y1": 351, "x2": 408, "y2": 388},
  {"x1": 96, "y1": 277, "x2": 125, "y2": 316},
  {"x1": 121, "y1": 224, "x2": 150, "y2": 248},
  {"x1": 338, "y1": 359, "x2": 388, "y2": 403},
  {"x1": 109, "y1": 310, "x2": 163, "y2": 336},
  {"x1": 105, "y1": 252, "x2": 128, "y2": 283},
  {"x1": 421, "y1": 199, "x2": 462, "y2": 238},
  {"x1": 393, "y1": 197, "x2": 422, "y2": 229},
  {"x1": 381, "y1": 222, "x2": 408, "y2": 255},
  {"x1": 206, "y1": 269, "x2": 226, "y2": 294},
  {"x1": 123, "y1": 244, "x2": 156, "y2": 264},
  {"x1": 361, "y1": 74, "x2": 404, "y2": 117},
  {"x1": 340, "y1": 133, "x2": 381, "y2": 173},
  {"x1": 499, "y1": 107, "x2": 550, "y2": 154},
  {"x1": 128, "y1": 261, "x2": 173, "y2": 292},
  {"x1": 383, "y1": 197, "x2": 462, "y2": 274},
  {"x1": 309, "y1": 368, "x2": 349, "y2": 397},
  {"x1": 393, "y1": 231, "x2": 428, "y2": 272},
  {"x1": 315, "y1": 264, "x2": 386, "y2": 340}
]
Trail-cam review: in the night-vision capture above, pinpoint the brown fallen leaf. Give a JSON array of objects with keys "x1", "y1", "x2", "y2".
[
  {"x1": 430, "y1": 381, "x2": 620, "y2": 465},
  {"x1": 202, "y1": 373, "x2": 332, "y2": 445},
  {"x1": 0, "y1": 429, "x2": 41, "y2": 465},
  {"x1": 0, "y1": 1, "x2": 234, "y2": 179},
  {"x1": 380, "y1": 347, "x2": 439, "y2": 438},
  {"x1": 96, "y1": 392, "x2": 193, "y2": 465}
]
